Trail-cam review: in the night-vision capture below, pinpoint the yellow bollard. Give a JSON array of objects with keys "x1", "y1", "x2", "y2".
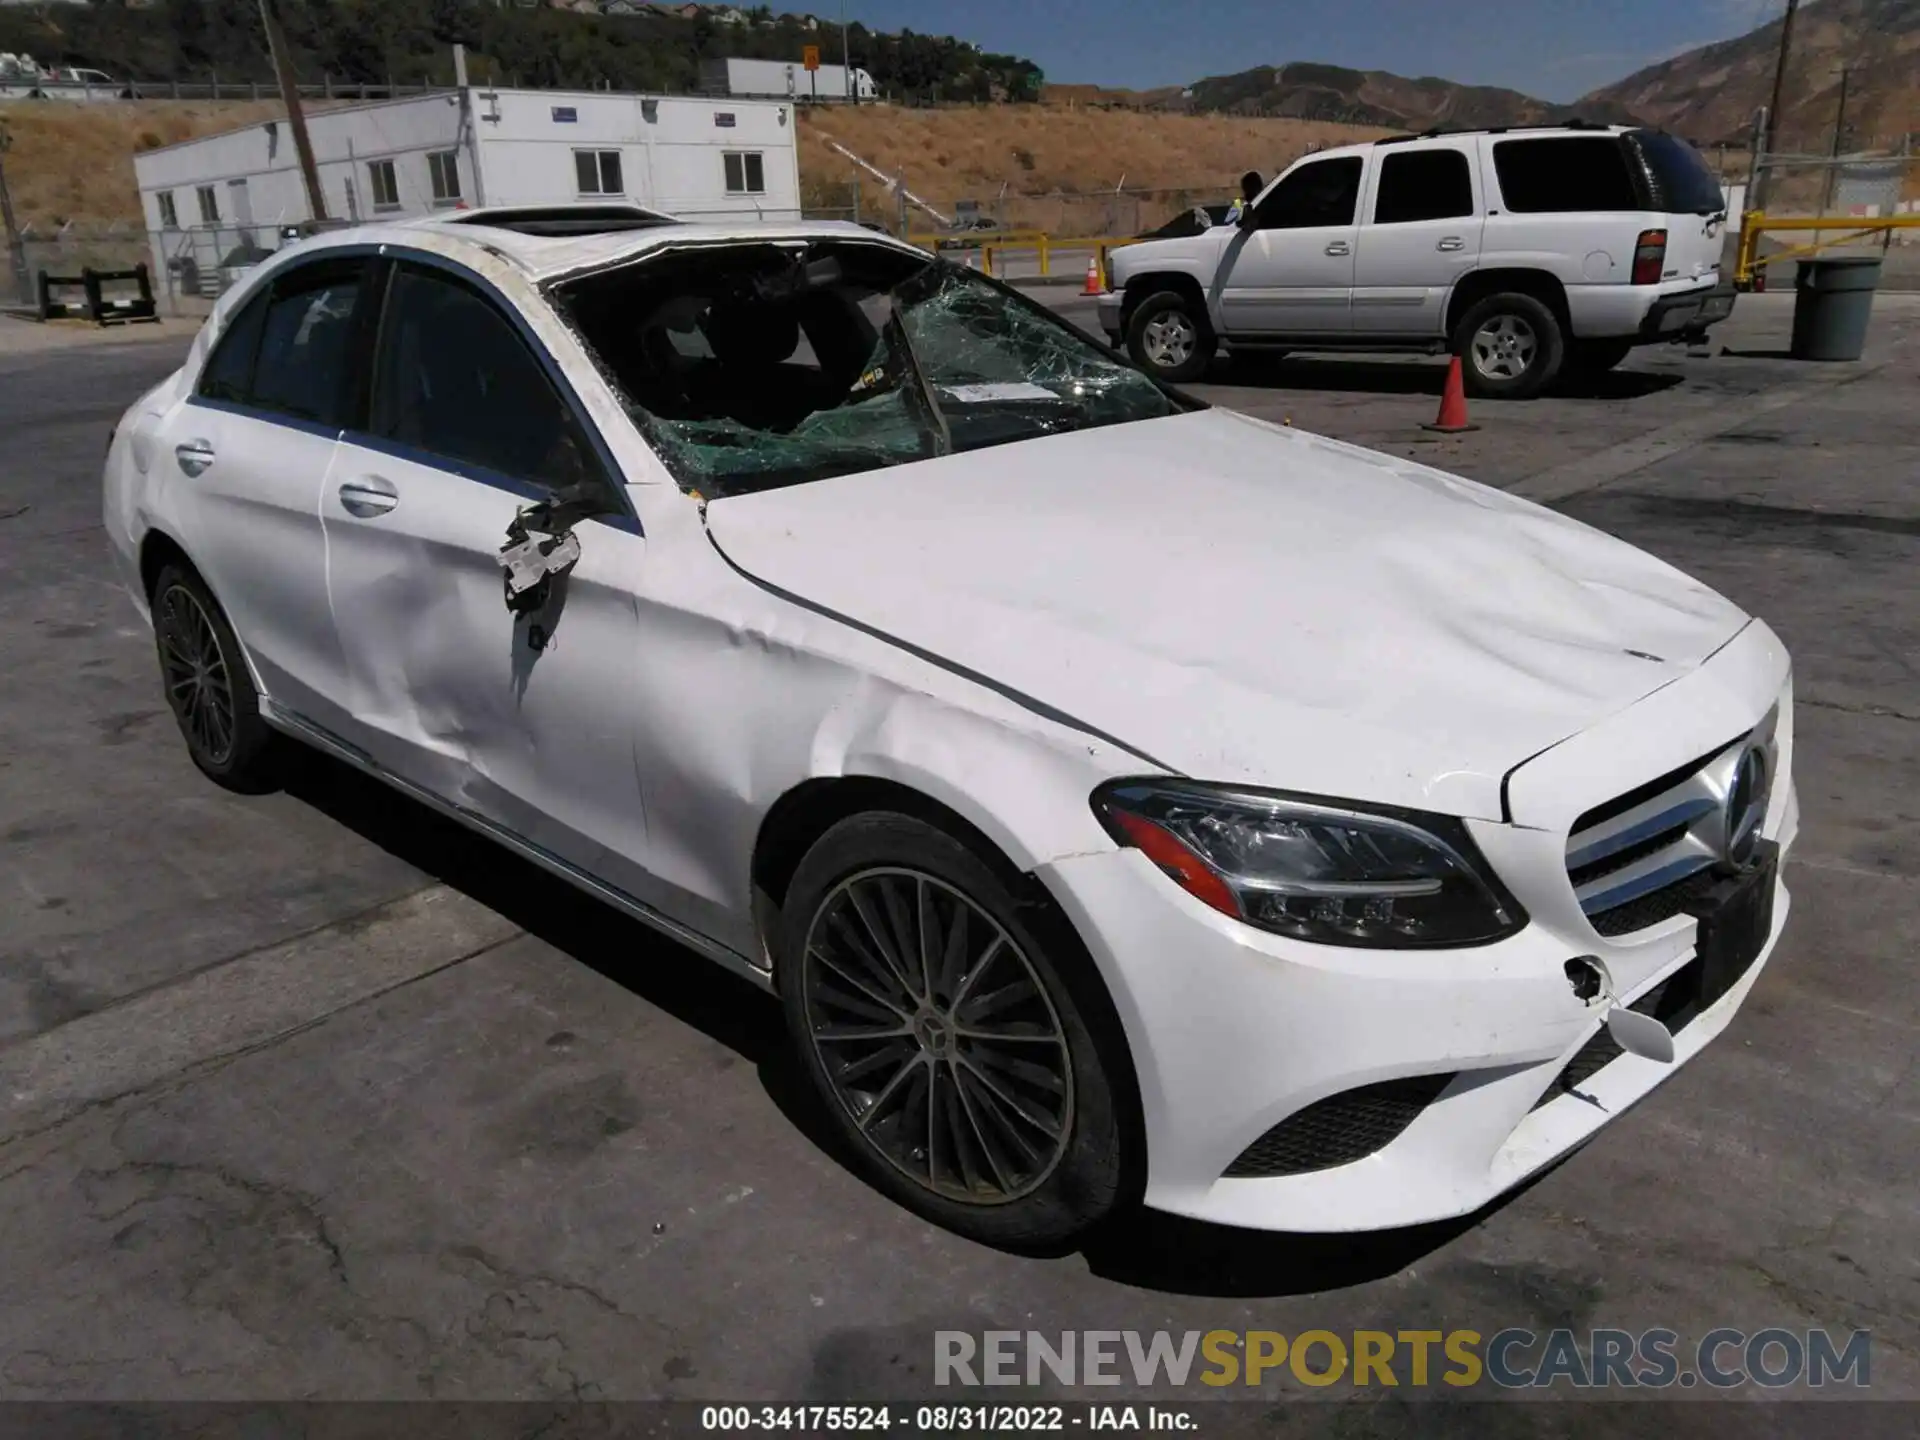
[{"x1": 1039, "y1": 233, "x2": 1050, "y2": 277}]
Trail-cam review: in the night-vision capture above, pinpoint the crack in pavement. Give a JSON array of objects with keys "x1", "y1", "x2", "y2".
[{"x1": 1800, "y1": 696, "x2": 1920, "y2": 724}]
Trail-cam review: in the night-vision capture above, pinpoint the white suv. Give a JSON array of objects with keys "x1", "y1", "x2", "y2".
[{"x1": 1100, "y1": 124, "x2": 1734, "y2": 397}]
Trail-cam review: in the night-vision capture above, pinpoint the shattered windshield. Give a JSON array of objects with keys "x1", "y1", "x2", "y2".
[{"x1": 553, "y1": 241, "x2": 1191, "y2": 498}]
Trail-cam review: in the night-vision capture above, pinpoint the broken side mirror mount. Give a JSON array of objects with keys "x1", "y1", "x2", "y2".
[{"x1": 498, "y1": 482, "x2": 615, "y2": 620}]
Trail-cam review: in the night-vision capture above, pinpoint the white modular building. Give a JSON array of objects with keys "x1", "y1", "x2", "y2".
[
  {"x1": 700, "y1": 57, "x2": 876, "y2": 102},
  {"x1": 131, "y1": 86, "x2": 802, "y2": 294}
]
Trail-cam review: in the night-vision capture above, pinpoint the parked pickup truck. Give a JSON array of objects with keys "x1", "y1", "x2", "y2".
[{"x1": 1099, "y1": 123, "x2": 1736, "y2": 397}]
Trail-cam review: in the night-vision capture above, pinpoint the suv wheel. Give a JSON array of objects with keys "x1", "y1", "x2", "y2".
[
  {"x1": 778, "y1": 812, "x2": 1133, "y2": 1249},
  {"x1": 151, "y1": 562, "x2": 283, "y2": 793},
  {"x1": 1126, "y1": 291, "x2": 1214, "y2": 383},
  {"x1": 1453, "y1": 293, "x2": 1565, "y2": 400}
]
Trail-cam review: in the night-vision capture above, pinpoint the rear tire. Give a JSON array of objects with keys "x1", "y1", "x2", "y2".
[
  {"x1": 1452, "y1": 292, "x2": 1565, "y2": 400},
  {"x1": 1126, "y1": 290, "x2": 1215, "y2": 384},
  {"x1": 150, "y1": 562, "x2": 283, "y2": 793},
  {"x1": 1564, "y1": 338, "x2": 1636, "y2": 375},
  {"x1": 777, "y1": 812, "x2": 1134, "y2": 1249}
]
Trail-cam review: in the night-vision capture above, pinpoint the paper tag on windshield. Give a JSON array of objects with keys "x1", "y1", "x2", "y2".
[{"x1": 940, "y1": 382, "x2": 1058, "y2": 404}]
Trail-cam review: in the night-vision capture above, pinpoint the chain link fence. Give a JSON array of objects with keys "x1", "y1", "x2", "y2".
[{"x1": 5, "y1": 223, "x2": 265, "y2": 316}]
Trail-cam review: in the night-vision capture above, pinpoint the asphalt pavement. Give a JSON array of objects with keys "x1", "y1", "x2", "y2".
[{"x1": 0, "y1": 298, "x2": 1915, "y2": 1425}]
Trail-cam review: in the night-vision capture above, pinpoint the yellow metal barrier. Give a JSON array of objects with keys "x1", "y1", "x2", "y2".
[
  {"x1": 906, "y1": 230, "x2": 1143, "y2": 283},
  {"x1": 1734, "y1": 210, "x2": 1920, "y2": 289}
]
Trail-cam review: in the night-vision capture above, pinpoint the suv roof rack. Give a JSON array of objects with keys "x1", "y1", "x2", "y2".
[
  {"x1": 1375, "y1": 118, "x2": 1621, "y2": 146},
  {"x1": 444, "y1": 204, "x2": 679, "y2": 237}
]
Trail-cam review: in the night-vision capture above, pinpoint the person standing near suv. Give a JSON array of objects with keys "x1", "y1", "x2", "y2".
[{"x1": 1223, "y1": 171, "x2": 1265, "y2": 227}]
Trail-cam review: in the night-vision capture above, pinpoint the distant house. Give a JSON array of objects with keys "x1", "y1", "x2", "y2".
[
  {"x1": 602, "y1": 0, "x2": 646, "y2": 13},
  {"x1": 708, "y1": 5, "x2": 749, "y2": 22}
]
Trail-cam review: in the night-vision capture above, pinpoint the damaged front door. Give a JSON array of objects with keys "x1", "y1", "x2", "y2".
[{"x1": 322, "y1": 257, "x2": 652, "y2": 880}]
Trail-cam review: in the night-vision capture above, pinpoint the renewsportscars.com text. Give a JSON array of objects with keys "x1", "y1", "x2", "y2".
[{"x1": 934, "y1": 1328, "x2": 1872, "y2": 1390}]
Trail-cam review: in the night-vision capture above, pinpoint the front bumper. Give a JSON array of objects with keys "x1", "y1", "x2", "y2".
[
  {"x1": 1034, "y1": 621, "x2": 1797, "y2": 1233},
  {"x1": 1097, "y1": 290, "x2": 1124, "y2": 345}
]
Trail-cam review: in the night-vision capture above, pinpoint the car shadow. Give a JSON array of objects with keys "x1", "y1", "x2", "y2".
[
  {"x1": 276, "y1": 746, "x2": 846, "y2": 1163},
  {"x1": 1214, "y1": 353, "x2": 1684, "y2": 402},
  {"x1": 276, "y1": 746, "x2": 1516, "y2": 1295}
]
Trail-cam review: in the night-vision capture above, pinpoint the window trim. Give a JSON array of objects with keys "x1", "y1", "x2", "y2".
[
  {"x1": 1490, "y1": 135, "x2": 1646, "y2": 215},
  {"x1": 367, "y1": 158, "x2": 402, "y2": 212},
  {"x1": 1368, "y1": 146, "x2": 1477, "y2": 227},
  {"x1": 722, "y1": 149, "x2": 767, "y2": 196},
  {"x1": 1252, "y1": 154, "x2": 1366, "y2": 231},
  {"x1": 426, "y1": 150, "x2": 463, "y2": 208},
  {"x1": 350, "y1": 250, "x2": 638, "y2": 531},
  {"x1": 186, "y1": 255, "x2": 375, "y2": 442},
  {"x1": 573, "y1": 148, "x2": 625, "y2": 197}
]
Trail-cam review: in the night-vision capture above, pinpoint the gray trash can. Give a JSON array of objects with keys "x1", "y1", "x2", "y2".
[{"x1": 1790, "y1": 256, "x2": 1881, "y2": 361}]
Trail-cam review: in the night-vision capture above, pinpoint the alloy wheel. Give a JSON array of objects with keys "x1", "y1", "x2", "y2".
[
  {"x1": 800, "y1": 867, "x2": 1075, "y2": 1205},
  {"x1": 1470, "y1": 313, "x2": 1538, "y2": 381},
  {"x1": 1141, "y1": 311, "x2": 1197, "y2": 369},
  {"x1": 156, "y1": 583, "x2": 236, "y2": 767}
]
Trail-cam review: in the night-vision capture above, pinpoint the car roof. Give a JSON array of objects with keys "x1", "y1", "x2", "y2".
[{"x1": 277, "y1": 207, "x2": 927, "y2": 286}]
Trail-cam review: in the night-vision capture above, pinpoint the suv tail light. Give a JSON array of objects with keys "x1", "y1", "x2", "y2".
[{"x1": 1632, "y1": 229, "x2": 1668, "y2": 286}]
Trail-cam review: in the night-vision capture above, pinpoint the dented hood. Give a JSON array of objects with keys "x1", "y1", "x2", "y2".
[{"x1": 703, "y1": 409, "x2": 1748, "y2": 820}]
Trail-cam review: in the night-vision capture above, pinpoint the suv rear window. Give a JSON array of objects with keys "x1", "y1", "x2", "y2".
[
  {"x1": 1626, "y1": 130, "x2": 1727, "y2": 215},
  {"x1": 1492, "y1": 136, "x2": 1641, "y2": 213}
]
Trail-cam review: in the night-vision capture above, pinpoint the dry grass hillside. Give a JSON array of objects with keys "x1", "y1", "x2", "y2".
[
  {"x1": 796, "y1": 105, "x2": 1392, "y2": 232},
  {"x1": 0, "y1": 99, "x2": 347, "y2": 227},
  {"x1": 1, "y1": 98, "x2": 1389, "y2": 234}
]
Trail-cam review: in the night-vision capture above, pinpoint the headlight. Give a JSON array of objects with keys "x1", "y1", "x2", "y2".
[{"x1": 1092, "y1": 780, "x2": 1528, "y2": 949}]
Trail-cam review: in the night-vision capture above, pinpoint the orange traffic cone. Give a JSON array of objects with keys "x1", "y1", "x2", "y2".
[
  {"x1": 1082, "y1": 255, "x2": 1103, "y2": 296},
  {"x1": 1422, "y1": 355, "x2": 1479, "y2": 433}
]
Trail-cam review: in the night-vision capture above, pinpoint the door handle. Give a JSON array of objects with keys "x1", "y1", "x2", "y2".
[
  {"x1": 174, "y1": 440, "x2": 216, "y2": 477},
  {"x1": 338, "y1": 475, "x2": 399, "y2": 518},
  {"x1": 1437, "y1": 237, "x2": 1466, "y2": 252},
  {"x1": 1325, "y1": 240, "x2": 1351, "y2": 256}
]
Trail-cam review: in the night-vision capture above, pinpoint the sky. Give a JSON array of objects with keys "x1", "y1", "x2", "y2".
[{"x1": 834, "y1": 0, "x2": 1791, "y2": 102}]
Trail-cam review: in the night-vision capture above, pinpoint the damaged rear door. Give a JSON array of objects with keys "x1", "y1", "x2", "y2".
[{"x1": 321, "y1": 255, "x2": 655, "y2": 884}]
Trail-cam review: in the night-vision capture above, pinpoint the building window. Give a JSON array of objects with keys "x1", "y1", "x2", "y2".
[
  {"x1": 427, "y1": 151, "x2": 462, "y2": 207},
  {"x1": 196, "y1": 184, "x2": 220, "y2": 224},
  {"x1": 368, "y1": 159, "x2": 401, "y2": 212},
  {"x1": 723, "y1": 151, "x2": 765, "y2": 195},
  {"x1": 156, "y1": 191, "x2": 179, "y2": 229},
  {"x1": 574, "y1": 149, "x2": 624, "y2": 196}
]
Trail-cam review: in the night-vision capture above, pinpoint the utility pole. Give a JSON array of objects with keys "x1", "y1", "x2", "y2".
[
  {"x1": 0, "y1": 122, "x2": 29, "y2": 307},
  {"x1": 840, "y1": 0, "x2": 851, "y2": 102},
  {"x1": 1752, "y1": 0, "x2": 1800, "y2": 213},
  {"x1": 258, "y1": 0, "x2": 327, "y2": 221},
  {"x1": 1821, "y1": 64, "x2": 1852, "y2": 217}
]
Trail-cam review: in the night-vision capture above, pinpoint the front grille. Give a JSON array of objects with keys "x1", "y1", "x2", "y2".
[
  {"x1": 1565, "y1": 717, "x2": 1775, "y2": 936},
  {"x1": 1224, "y1": 1073, "x2": 1454, "y2": 1178}
]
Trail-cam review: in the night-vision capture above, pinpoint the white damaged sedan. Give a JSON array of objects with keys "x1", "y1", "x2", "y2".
[{"x1": 103, "y1": 209, "x2": 1797, "y2": 1246}]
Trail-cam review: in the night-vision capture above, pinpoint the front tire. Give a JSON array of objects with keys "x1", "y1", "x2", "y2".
[
  {"x1": 150, "y1": 562, "x2": 282, "y2": 793},
  {"x1": 1126, "y1": 290, "x2": 1215, "y2": 383},
  {"x1": 777, "y1": 812, "x2": 1132, "y2": 1249},
  {"x1": 1453, "y1": 292, "x2": 1565, "y2": 399}
]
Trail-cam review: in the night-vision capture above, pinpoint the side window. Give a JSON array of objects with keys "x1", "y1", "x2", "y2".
[
  {"x1": 1253, "y1": 157, "x2": 1364, "y2": 230},
  {"x1": 249, "y1": 262, "x2": 367, "y2": 427},
  {"x1": 369, "y1": 265, "x2": 609, "y2": 495},
  {"x1": 1493, "y1": 137, "x2": 1640, "y2": 213},
  {"x1": 196, "y1": 289, "x2": 272, "y2": 404},
  {"x1": 1373, "y1": 149, "x2": 1474, "y2": 224}
]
